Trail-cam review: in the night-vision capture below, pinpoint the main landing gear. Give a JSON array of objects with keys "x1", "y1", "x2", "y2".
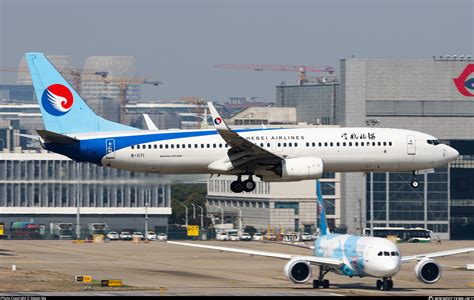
[
  {"x1": 410, "y1": 171, "x2": 420, "y2": 189},
  {"x1": 313, "y1": 266, "x2": 330, "y2": 289},
  {"x1": 376, "y1": 277, "x2": 393, "y2": 291},
  {"x1": 230, "y1": 175, "x2": 256, "y2": 193}
]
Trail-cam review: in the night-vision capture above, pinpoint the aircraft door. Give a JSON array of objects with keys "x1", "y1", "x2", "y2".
[
  {"x1": 105, "y1": 139, "x2": 115, "y2": 159},
  {"x1": 406, "y1": 135, "x2": 416, "y2": 155}
]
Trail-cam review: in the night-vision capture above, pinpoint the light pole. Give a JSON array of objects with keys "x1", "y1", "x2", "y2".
[
  {"x1": 179, "y1": 203, "x2": 188, "y2": 227},
  {"x1": 210, "y1": 205, "x2": 224, "y2": 225},
  {"x1": 190, "y1": 203, "x2": 196, "y2": 220},
  {"x1": 230, "y1": 206, "x2": 242, "y2": 231},
  {"x1": 370, "y1": 172, "x2": 374, "y2": 237},
  {"x1": 145, "y1": 199, "x2": 149, "y2": 240},
  {"x1": 197, "y1": 205, "x2": 204, "y2": 240}
]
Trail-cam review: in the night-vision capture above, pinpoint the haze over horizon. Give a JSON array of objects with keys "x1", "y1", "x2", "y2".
[{"x1": 1, "y1": 0, "x2": 472, "y2": 102}]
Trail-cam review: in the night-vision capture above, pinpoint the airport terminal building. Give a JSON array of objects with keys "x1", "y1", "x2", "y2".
[
  {"x1": 338, "y1": 57, "x2": 474, "y2": 239},
  {"x1": 0, "y1": 151, "x2": 171, "y2": 236}
]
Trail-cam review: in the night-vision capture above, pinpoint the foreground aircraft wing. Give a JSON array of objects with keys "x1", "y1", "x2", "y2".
[
  {"x1": 401, "y1": 247, "x2": 474, "y2": 263},
  {"x1": 168, "y1": 241, "x2": 343, "y2": 268},
  {"x1": 207, "y1": 102, "x2": 283, "y2": 171}
]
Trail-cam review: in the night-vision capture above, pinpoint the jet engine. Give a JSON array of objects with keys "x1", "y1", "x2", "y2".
[
  {"x1": 284, "y1": 259, "x2": 312, "y2": 284},
  {"x1": 414, "y1": 258, "x2": 442, "y2": 284},
  {"x1": 275, "y1": 157, "x2": 324, "y2": 180}
]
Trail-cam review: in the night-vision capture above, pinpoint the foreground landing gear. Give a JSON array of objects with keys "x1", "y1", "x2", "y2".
[
  {"x1": 313, "y1": 266, "x2": 330, "y2": 289},
  {"x1": 376, "y1": 278, "x2": 393, "y2": 291},
  {"x1": 230, "y1": 175, "x2": 256, "y2": 193}
]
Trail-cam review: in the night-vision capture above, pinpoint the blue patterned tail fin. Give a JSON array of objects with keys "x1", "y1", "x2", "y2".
[
  {"x1": 316, "y1": 180, "x2": 330, "y2": 236},
  {"x1": 25, "y1": 52, "x2": 138, "y2": 134}
]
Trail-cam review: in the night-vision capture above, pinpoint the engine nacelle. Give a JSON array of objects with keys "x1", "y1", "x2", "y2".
[
  {"x1": 276, "y1": 157, "x2": 324, "y2": 180},
  {"x1": 414, "y1": 258, "x2": 442, "y2": 284},
  {"x1": 284, "y1": 259, "x2": 312, "y2": 284}
]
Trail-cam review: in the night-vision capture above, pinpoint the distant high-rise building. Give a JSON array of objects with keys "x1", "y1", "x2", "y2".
[{"x1": 81, "y1": 56, "x2": 140, "y2": 123}]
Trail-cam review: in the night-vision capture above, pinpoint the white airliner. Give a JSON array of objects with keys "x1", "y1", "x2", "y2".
[
  {"x1": 25, "y1": 52, "x2": 459, "y2": 193},
  {"x1": 169, "y1": 181, "x2": 474, "y2": 291}
]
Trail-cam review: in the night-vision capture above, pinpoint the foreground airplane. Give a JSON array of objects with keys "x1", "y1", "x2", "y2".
[
  {"x1": 26, "y1": 52, "x2": 459, "y2": 193},
  {"x1": 169, "y1": 181, "x2": 474, "y2": 291}
]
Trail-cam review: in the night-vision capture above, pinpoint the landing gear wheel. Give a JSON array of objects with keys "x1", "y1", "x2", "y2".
[
  {"x1": 322, "y1": 279, "x2": 330, "y2": 288},
  {"x1": 380, "y1": 278, "x2": 392, "y2": 291},
  {"x1": 242, "y1": 179, "x2": 256, "y2": 192},
  {"x1": 312, "y1": 279, "x2": 320, "y2": 288},
  {"x1": 410, "y1": 178, "x2": 419, "y2": 189},
  {"x1": 376, "y1": 279, "x2": 382, "y2": 290},
  {"x1": 230, "y1": 180, "x2": 244, "y2": 193},
  {"x1": 388, "y1": 279, "x2": 393, "y2": 290}
]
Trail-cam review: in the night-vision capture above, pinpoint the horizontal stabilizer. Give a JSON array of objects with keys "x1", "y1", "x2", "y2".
[
  {"x1": 15, "y1": 133, "x2": 41, "y2": 141},
  {"x1": 37, "y1": 129, "x2": 79, "y2": 144}
]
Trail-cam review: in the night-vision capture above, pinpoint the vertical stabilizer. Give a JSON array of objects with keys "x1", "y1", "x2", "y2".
[
  {"x1": 316, "y1": 180, "x2": 330, "y2": 235},
  {"x1": 25, "y1": 52, "x2": 138, "y2": 134}
]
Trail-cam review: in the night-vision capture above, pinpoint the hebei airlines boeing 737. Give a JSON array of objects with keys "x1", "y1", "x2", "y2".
[{"x1": 25, "y1": 52, "x2": 459, "y2": 193}]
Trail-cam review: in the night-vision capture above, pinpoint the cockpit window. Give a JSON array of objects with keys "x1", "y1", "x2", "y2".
[
  {"x1": 391, "y1": 251, "x2": 397, "y2": 256},
  {"x1": 384, "y1": 251, "x2": 390, "y2": 256},
  {"x1": 378, "y1": 251, "x2": 382, "y2": 256},
  {"x1": 427, "y1": 139, "x2": 440, "y2": 145}
]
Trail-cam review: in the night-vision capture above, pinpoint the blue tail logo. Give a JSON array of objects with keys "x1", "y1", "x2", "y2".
[{"x1": 41, "y1": 84, "x2": 74, "y2": 116}]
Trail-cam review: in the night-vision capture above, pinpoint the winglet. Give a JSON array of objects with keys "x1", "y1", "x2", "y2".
[
  {"x1": 143, "y1": 114, "x2": 158, "y2": 130},
  {"x1": 207, "y1": 102, "x2": 231, "y2": 131}
]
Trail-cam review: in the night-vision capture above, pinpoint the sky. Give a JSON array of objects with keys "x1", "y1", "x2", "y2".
[{"x1": 0, "y1": 0, "x2": 473, "y2": 102}]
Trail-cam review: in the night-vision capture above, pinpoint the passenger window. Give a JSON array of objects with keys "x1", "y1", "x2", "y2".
[
  {"x1": 176, "y1": 144, "x2": 180, "y2": 149},
  {"x1": 283, "y1": 143, "x2": 287, "y2": 147},
  {"x1": 194, "y1": 144, "x2": 198, "y2": 148},
  {"x1": 384, "y1": 251, "x2": 389, "y2": 256},
  {"x1": 154, "y1": 145, "x2": 157, "y2": 149},
  {"x1": 372, "y1": 142, "x2": 376, "y2": 146},
  {"x1": 343, "y1": 142, "x2": 346, "y2": 146},
  {"x1": 201, "y1": 144, "x2": 204, "y2": 148},
  {"x1": 213, "y1": 144, "x2": 216, "y2": 148},
  {"x1": 318, "y1": 142, "x2": 322, "y2": 147},
  {"x1": 349, "y1": 142, "x2": 352, "y2": 146},
  {"x1": 378, "y1": 142, "x2": 381, "y2": 146},
  {"x1": 295, "y1": 143, "x2": 298, "y2": 147},
  {"x1": 188, "y1": 144, "x2": 192, "y2": 148},
  {"x1": 171, "y1": 144, "x2": 174, "y2": 149},
  {"x1": 260, "y1": 143, "x2": 264, "y2": 147},
  {"x1": 278, "y1": 143, "x2": 281, "y2": 147},
  {"x1": 389, "y1": 142, "x2": 392, "y2": 146},
  {"x1": 330, "y1": 142, "x2": 333, "y2": 147},
  {"x1": 337, "y1": 142, "x2": 340, "y2": 147},
  {"x1": 225, "y1": 144, "x2": 229, "y2": 148},
  {"x1": 306, "y1": 142, "x2": 310, "y2": 147},
  {"x1": 289, "y1": 143, "x2": 292, "y2": 147},
  {"x1": 160, "y1": 145, "x2": 163, "y2": 149},
  {"x1": 267, "y1": 143, "x2": 270, "y2": 147},
  {"x1": 355, "y1": 142, "x2": 358, "y2": 146},
  {"x1": 165, "y1": 145, "x2": 169, "y2": 149},
  {"x1": 361, "y1": 142, "x2": 364, "y2": 146},
  {"x1": 131, "y1": 145, "x2": 135, "y2": 149},
  {"x1": 147, "y1": 145, "x2": 150, "y2": 149},
  {"x1": 378, "y1": 251, "x2": 382, "y2": 256},
  {"x1": 219, "y1": 144, "x2": 222, "y2": 148},
  {"x1": 312, "y1": 142, "x2": 316, "y2": 147},
  {"x1": 207, "y1": 144, "x2": 210, "y2": 148},
  {"x1": 383, "y1": 142, "x2": 387, "y2": 146},
  {"x1": 324, "y1": 142, "x2": 328, "y2": 147}
]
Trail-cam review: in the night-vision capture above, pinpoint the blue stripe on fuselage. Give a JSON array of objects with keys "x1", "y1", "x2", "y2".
[{"x1": 44, "y1": 127, "x2": 287, "y2": 165}]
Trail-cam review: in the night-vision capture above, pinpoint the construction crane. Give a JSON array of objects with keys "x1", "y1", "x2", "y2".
[
  {"x1": 90, "y1": 76, "x2": 162, "y2": 124},
  {"x1": 214, "y1": 64, "x2": 336, "y2": 85}
]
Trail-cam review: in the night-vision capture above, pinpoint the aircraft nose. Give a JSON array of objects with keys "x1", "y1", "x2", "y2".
[
  {"x1": 383, "y1": 259, "x2": 400, "y2": 276},
  {"x1": 446, "y1": 146, "x2": 459, "y2": 162}
]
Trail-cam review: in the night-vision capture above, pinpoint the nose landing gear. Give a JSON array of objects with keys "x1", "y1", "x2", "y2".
[
  {"x1": 230, "y1": 175, "x2": 256, "y2": 193},
  {"x1": 376, "y1": 278, "x2": 393, "y2": 291},
  {"x1": 410, "y1": 171, "x2": 420, "y2": 189}
]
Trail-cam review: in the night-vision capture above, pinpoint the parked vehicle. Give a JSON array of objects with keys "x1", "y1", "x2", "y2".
[
  {"x1": 240, "y1": 233, "x2": 252, "y2": 241},
  {"x1": 265, "y1": 233, "x2": 277, "y2": 241},
  {"x1": 252, "y1": 232, "x2": 263, "y2": 241},
  {"x1": 88, "y1": 223, "x2": 108, "y2": 237},
  {"x1": 11, "y1": 222, "x2": 41, "y2": 239},
  {"x1": 132, "y1": 232, "x2": 144, "y2": 240},
  {"x1": 157, "y1": 233, "x2": 167, "y2": 241},
  {"x1": 300, "y1": 232, "x2": 313, "y2": 241},
  {"x1": 216, "y1": 232, "x2": 229, "y2": 241},
  {"x1": 51, "y1": 223, "x2": 74, "y2": 240},
  {"x1": 146, "y1": 231, "x2": 157, "y2": 240},
  {"x1": 107, "y1": 231, "x2": 119, "y2": 240},
  {"x1": 229, "y1": 233, "x2": 240, "y2": 241},
  {"x1": 120, "y1": 231, "x2": 132, "y2": 240}
]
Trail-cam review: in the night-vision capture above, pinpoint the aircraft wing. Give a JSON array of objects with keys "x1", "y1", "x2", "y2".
[
  {"x1": 401, "y1": 247, "x2": 474, "y2": 263},
  {"x1": 207, "y1": 102, "x2": 283, "y2": 171},
  {"x1": 167, "y1": 241, "x2": 343, "y2": 268},
  {"x1": 143, "y1": 114, "x2": 158, "y2": 130}
]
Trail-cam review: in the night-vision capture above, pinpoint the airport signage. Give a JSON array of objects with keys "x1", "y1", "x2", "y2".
[
  {"x1": 101, "y1": 279, "x2": 123, "y2": 287},
  {"x1": 75, "y1": 275, "x2": 92, "y2": 283},
  {"x1": 187, "y1": 225, "x2": 200, "y2": 237}
]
